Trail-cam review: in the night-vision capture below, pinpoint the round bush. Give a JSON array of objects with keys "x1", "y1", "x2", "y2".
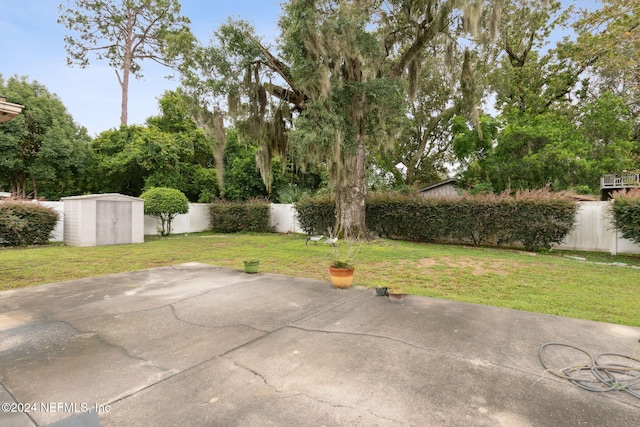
[
  {"x1": 140, "y1": 187, "x2": 189, "y2": 236},
  {"x1": 0, "y1": 200, "x2": 59, "y2": 246}
]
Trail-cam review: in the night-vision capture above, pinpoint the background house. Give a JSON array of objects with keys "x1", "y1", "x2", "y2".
[
  {"x1": 0, "y1": 96, "x2": 24, "y2": 123},
  {"x1": 418, "y1": 179, "x2": 459, "y2": 199},
  {"x1": 600, "y1": 173, "x2": 640, "y2": 200}
]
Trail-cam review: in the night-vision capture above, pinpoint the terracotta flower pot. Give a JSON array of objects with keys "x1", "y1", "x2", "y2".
[
  {"x1": 328, "y1": 266, "x2": 355, "y2": 288},
  {"x1": 388, "y1": 289, "x2": 404, "y2": 302}
]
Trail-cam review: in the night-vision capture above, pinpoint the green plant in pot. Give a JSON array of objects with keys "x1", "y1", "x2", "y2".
[
  {"x1": 375, "y1": 286, "x2": 388, "y2": 296},
  {"x1": 327, "y1": 231, "x2": 361, "y2": 289}
]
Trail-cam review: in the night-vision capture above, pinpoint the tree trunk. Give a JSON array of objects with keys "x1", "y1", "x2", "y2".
[
  {"x1": 31, "y1": 175, "x2": 38, "y2": 200},
  {"x1": 118, "y1": 63, "x2": 130, "y2": 126},
  {"x1": 118, "y1": 15, "x2": 134, "y2": 127},
  {"x1": 212, "y1": 110, "x2": 227, "y2": 191},
  {"x1": 405, "y1": 162, "x2": 416, "y2": 186},
  {"x1": 335, "y1": 143, "x2": 368, "y2": 238},
  {"x1": 121, "y1": 72, "x2": 129, "y2": 126},
  {"x1": 11, "y1": 175, "x2": 28, "y2": 198}
]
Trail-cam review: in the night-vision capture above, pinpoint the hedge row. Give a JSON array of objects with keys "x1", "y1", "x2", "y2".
[
  {"x1": 209, "y1": 200, "x2": 272, "y2": 233},
  {"x1": 0, "y1": 200, "x2": 59, "y2": 246},
  {"x1": 296, "y1": 190, "x2": 578, "y2": 251},
  {"x1": 294, "y1": 194, "x2": 335, "y2": 236},
  {"x1": 610, "y1": 189, "x2": 640, "y2": 245}
]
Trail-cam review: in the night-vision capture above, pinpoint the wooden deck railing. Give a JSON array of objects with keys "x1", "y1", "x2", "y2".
[{"x1": 601, "y1": 173, "x2": 640, "y2": 189}]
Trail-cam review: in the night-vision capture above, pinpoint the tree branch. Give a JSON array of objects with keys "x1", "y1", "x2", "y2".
[
  {"x1": 388, "y1": 2, "x2": 440, "y2": 77},
  {"x1": 264, "y1": 83, "x2": 307, "y2": 111}
]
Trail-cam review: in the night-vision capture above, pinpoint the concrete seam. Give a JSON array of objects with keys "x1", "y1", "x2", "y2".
[
  {"x1": 0, "y1": 381, "x2": 38, "y2": 426},
  {"x1": 284, "y1": 325, "x2": 640, "y2": 409},
  {"x1": 100, "y1": 291, "x2": 373, "y2": 408},
  {"x1": 49, "y1": 277, "x2": 250, "y2": 321},
  {"x1": 284, "y1": 288, "x2": 370, "y2": 327}
]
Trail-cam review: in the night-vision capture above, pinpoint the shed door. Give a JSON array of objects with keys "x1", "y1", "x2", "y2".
[{"x1": 96, "y1": 201, "x2": 132, "y2": 245}]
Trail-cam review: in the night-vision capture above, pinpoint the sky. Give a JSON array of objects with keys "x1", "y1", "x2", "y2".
[
  {"x1": 1, "y1": 1, "x2": 597, "y2": 137},
  {"x1": 1, "y1": 0, "x2": 282, "y2": 136}
]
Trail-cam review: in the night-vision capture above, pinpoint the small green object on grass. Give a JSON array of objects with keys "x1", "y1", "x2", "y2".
[{"x1": 244, "y1": 260, "x2": 260, "y2": 274}]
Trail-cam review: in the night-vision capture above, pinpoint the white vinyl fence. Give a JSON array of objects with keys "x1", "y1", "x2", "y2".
[
  {"x1": 554, "y1": 201, "x2": 640, "y2": 255},
  {"x1": 40, "y1": 201, "x2": 65, "y2": 242},
  {"x1": 41, "y1": 202, "x2": 302, "y2": 240},
  {"x1": 142, "y1": 203, "x2": 302, "y2": 235},
  {"x1": 25, "y1": 200, "x2": 640, "y2": 255},
  {"x1": 143, "y1": 203, "x2": 211, "y2": 235}
]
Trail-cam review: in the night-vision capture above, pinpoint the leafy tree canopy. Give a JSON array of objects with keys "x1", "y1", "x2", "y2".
[
  {"x1": 177, "y1": 0, "x2": 504, "y2": 236},
  {"x1": 0, "y1": 75, "x2": 91, "y2": 199}
]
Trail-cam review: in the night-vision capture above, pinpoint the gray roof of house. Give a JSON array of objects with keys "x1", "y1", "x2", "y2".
[{"x1": 418, "y1": 178, "x2": 457, "y2": 192}]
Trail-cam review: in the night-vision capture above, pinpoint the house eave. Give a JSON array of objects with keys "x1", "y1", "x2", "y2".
[{"x1": 0, "y1": 97, "x2": 24, "y2": 123}]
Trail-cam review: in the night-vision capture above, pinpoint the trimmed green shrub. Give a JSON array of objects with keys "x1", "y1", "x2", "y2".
[
  {"x1": 209, "y1": 199, "x2": 272, "y2": 233},
  {"x1": 366, "y1": 193, "x2": 445, "y2": 241},
  {"x1": 140, "y1": 187, "x2": 189, "y2": 236},
  {"x1": 610, "y1": 189, "x2": 640, "y2": 245},
  {"x1": 295, "y1": 194, "x2": 336, "y2": 235},
  {"x1": 497, "y1": 190, "x2": 579, "y2": 251},
  {"x1": 297, "y1": 190, "x2": 578, "y2": 251},
  {"x1": 0, "y1": 200, "x2": 59, "y2": 246}
]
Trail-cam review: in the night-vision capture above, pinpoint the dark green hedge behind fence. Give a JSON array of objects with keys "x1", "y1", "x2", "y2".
[
  {"x1": 294, "y1": 194, "x2": 335, "y2": 236},
  {"x1": 209, "y1": 200, "x2": 272, "y2": 233},
  {"x1": 296, "y1": 191, "x2": 578, "y2": 251}
]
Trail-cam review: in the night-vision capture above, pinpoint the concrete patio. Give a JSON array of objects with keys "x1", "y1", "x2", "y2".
[{"x1": 1, "y1": 263, "x2": 639, "y2": 426}]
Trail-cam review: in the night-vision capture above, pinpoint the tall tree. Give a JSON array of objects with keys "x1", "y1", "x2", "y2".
[
  {"x1": 569, "y1": 0, "x2": 640, "y2": 139},
  {"x1": 490, "y1": 0, "x2": 580, "y2": 116},
  {"x1": 389, "y1": 47, "x2": 480, "y2": 188},
  {"x1": 0, "y1": 76, "x2": 91, "y2": 199},
  {"x1": 176, "y1": 20, "x2": 262, "y2": 196},
  {"x1": 486, "y1": 0, "x2": 636, "y2": 192},
  {"x1": 58, "y1": 0, "x2": 191, "y2": 126},
  {"x1": 185, "y1": 0, "x2": 502, "y2": 236}
]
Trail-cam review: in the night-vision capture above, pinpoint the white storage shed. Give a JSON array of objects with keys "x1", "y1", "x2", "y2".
[{"x1": 62, "y1": 194, "x2": 144, "y2": 247}]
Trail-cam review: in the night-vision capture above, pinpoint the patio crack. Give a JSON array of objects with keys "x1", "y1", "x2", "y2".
[
  {"x1": 286, "y1": 325, "x2": 538, "y2": 378},
  {"x1": 288, "y1": 324, "x2": 441, "y2": 353},
  {"x1": 57, "y1": 320, "x2": 173, "y2": 376},
  {"x1": 232, "y1": 360, "x2": 293, "y2": 395},
  {"x1": 169, "y1": 304, "x2": 270, "y2": 334},
  {"x1": 231, "y1": 360, "x2": 410, "y2": 425}
]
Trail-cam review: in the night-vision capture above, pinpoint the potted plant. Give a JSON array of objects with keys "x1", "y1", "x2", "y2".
[
  {"x1": 375, "y1": 286, "x2": 388, "y2": 296},
  {"x1": 243, "y1": 259, "x2": 260, "y2": 274},
  {"x1": 387, "y1": 286, "x2": 404, "y2": 302},
  {"x1": 328, "y1": 232, "x2": 361, "y2": 289}
]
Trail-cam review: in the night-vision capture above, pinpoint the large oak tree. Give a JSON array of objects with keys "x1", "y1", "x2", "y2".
[{"x1": 183, "y1": 0, "x2": 502, "y2": 237}]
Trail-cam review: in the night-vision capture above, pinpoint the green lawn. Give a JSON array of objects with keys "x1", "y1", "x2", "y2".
[{"x1": 2, "y1": 232, "x2": 639, "y2": 327}]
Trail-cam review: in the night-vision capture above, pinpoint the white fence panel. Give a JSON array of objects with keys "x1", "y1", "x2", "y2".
[
  {"x1": 144, "y1": 203, "x2": 211, "y2": 235},
  {"x1": 269, "y1": 203, "x2": 302, "y2": 233},
  {"x1": 556, "y1": 201, "x2": 640, "y2": 254},
  {"x1": 39, "y1": 201, "x2": 65, "y2": 242}
]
